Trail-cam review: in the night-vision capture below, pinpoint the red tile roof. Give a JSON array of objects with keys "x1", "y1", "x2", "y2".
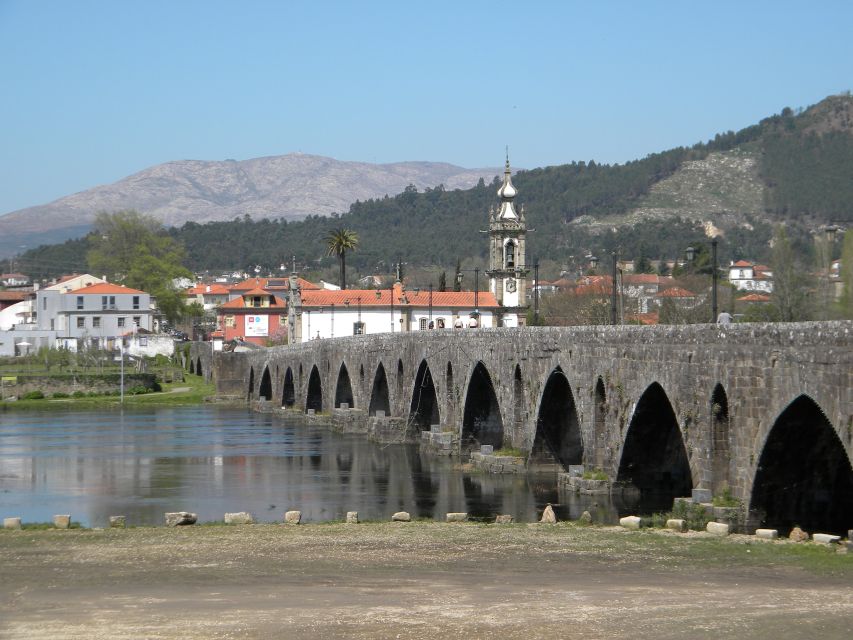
[
  {"x1": 0, "y1": 291, "x2": 29, "y2": 302},
  {"x1": 657, "y1": 286, "x2": 696, "y2": 298},
  {"x1": 186, "y1": 283, "x2": 230, "y2": 295},
  {"x1": 626, "y1": 311, "x2": 659, "y2": 325},
  {"x1": 230, "y1": 277, "x2": 320, "y2": 291},
  {"x1": 737, "y1": 293, "x2": 771, "y2": 302},
  {"x1": 220, "y1": 294, "x2": 287, "y2": 310},
  {"x1": 731, "y1": 260, "x2": 753, "y2": 268},
  {"x1": 68, "y1": 282, "x2": 147, "y2": 295},
  {"x1": 301, "y1": 287, "x2": 500, "y2": 308},
  {"x1": 623, "y1": 274, "x2": 671, "y2": 285}
]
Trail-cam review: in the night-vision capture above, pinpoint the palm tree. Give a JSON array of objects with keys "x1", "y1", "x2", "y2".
[{"x1": 325, "y1": 227, "x2": 359, "y2": 290}]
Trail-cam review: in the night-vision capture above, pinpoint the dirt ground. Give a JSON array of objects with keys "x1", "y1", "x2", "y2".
[{"x1": 1, "y1": 522, "x2": 851, "y2": 639}]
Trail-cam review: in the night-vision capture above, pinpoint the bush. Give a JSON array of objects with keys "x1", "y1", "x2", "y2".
[
  {"x1": 51, "y1": 392, "x2": 69, "y2": 399},
  {"x1": 71, "y1": 390, "x2": 86, "y2": 398},
  {"x1": 582, "y1": 469, "x2": 608, "y2": 481},
  {"x1": 21, "y1": 390, "x2": 45, "y2": 400},
  {"x1": 127, "y1": 385, "x2": 151, "y2": 395}
]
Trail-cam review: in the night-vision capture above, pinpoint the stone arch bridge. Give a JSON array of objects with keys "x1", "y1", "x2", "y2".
[{"x1": 193, "y1": 322, "x2": 853, "y2": 534}]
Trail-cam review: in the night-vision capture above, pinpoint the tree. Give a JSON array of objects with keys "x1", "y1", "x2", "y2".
[
  {"x1": 453, "y1": 259, "x2": 462, "y2": 292},
  {"x1": 437, "y1": 271, "x2": 447, "y2": 292},
  {"x1": 770, "y1": 225, "x2": 812, "y2": 322},
  {"x1": 325, "y1": 227, "x2": 359, "y2": 290},
  {"x1": 87, "y1": 210, "x2": 192, "y2": 324},
  {"x1": 840, "y1": 230, "x2": 853, "y2": 319}
]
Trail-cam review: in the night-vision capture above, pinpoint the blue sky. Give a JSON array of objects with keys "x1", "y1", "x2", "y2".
[{"x1": 1, "y1": 0, "x2": 851, "y2": 214}]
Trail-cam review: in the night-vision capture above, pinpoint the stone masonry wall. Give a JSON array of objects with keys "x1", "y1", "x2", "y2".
[{"x1": 196, "y1": 321, "x2": 853, "y2": 510}]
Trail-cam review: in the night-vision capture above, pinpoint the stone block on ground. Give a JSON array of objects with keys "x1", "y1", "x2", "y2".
[
  {"x1": 224, "y1": 512, "x2": 254, "y2": 525},
  {"x1": 706, "y1": 521, "x2": 730, "y2": 536},
  {"x1": 346, "y1": 511, "x2": 359, "y2": 524},
  {"x1": 165, "y1": 512, "x2": 197, "y2": 527},
  {"x1": 620, "y1": 516, "x2": 642, "y2": 530},
  {"x1": 109, "y1": 516, "x2": 126, "y2": 528},
  {"x1": 446, "y1": 512, "x2": 468, "y2": 523},
  {"x1": 3, "y1": 517, "x2": 22, "y2": 530},
  {"x1": 578, "y1": 511, "x2": 593, "y2": 525},
  {"x1": 392, "y1": 511, "x2": 411, "y2": 522},
  {"x1": 789, "y1": 526, "x2": 809, "y2": 542},
  {"x1": 755, "y1": 528, "x2": 778, "y2": 540},
  {"x1": 540, "y1": 504, "x2": 557, "y2": 524},
  {"x1": 284, "y1": 510, "x2": 302, "y2": 525},
  {"x1": 495, "y1": 514, "x2": 514, "y2": 524},
  {"x1": 666, "y1": 518, "x2": 687, "y2": 533},
  {"x1": 480, "y1": 444, "x2": 493, "y2": 455},
  {"x1": 53, "y1": 515, "x2": 71, "y2": 529},
  {"x1": 813, "y1": 533, "x2": 841, "y2": 545}
]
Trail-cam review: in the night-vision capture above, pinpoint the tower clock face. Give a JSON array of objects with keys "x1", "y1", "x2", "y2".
[{"x1": 506, "y1": 278, "x2": 517, "y2": 293}]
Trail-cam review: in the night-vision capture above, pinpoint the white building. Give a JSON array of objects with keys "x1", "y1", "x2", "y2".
[
  {"x1": 728, "y1": 260, "x2": 773, "y2": 293},
  {"x1": 296, "y1": 283, "x2": 500, "y2": 342}
]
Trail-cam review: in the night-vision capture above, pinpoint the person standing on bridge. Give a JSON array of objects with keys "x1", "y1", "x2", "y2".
[{"x1": 717, "y1": 310, "x2": 733, "y2": 324}]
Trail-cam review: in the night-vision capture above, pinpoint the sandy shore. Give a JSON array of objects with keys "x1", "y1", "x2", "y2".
[{"x1": 1, "y1": 522, "x2": 851, "y2": 639}]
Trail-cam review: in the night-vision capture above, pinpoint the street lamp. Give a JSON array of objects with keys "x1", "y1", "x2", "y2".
[{"x1": 455, "y1": 268, "x2": 481, "y2": 320}]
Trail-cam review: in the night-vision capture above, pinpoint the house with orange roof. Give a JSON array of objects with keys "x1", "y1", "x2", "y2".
[
  {"x1": 218, "y1": 288, "x2": 289, "y2": 345},
  {"x1": 728, "y1": 260, "x2": 773, "y2": 293},
  {"x1": 33, "y1": 281, "x2": 153, "y2": 350},
  {"x1": 296, "y1": 282, "x2": 500, "y2": 342},
  {"x1": 186, "y1": 282, "x2": 231, "y2": 311}
]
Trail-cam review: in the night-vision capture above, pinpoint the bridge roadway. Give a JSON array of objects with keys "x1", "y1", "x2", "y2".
[{"x1": 194, "y1": 321, "x2": 853, "y2": 534}]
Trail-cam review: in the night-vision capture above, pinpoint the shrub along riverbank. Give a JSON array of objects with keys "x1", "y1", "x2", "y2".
[{"x1": 0, "y1": 371, "x2": 215, "y2": 409}]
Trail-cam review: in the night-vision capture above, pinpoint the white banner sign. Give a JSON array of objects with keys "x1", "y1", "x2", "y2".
[{"x1": 245, "y1": 314, "x2": 268, "y2": 337}]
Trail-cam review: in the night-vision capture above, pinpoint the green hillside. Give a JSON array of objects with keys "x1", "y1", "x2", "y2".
[{"x1": 10, "y1": 94, "x2": 853, "y2": 281}]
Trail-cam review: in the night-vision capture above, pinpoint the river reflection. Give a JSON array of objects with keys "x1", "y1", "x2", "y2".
[{"x1": 1, "y1": 407, "x2": 623, "y2": 527}]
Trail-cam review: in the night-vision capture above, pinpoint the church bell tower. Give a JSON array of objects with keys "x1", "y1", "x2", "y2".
[{"x1": 486, "y1": 152, "x2": 528, "y2": 327}]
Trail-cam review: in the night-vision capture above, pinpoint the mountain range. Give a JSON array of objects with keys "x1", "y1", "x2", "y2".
[
  {"x1": 8, "y1": 94, "x2": 853, "y2": 277},
  {"x1": 0, "y1": 154, "x2": 503, "y2": 258}
]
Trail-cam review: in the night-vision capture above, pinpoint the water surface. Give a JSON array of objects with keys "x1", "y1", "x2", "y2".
[{"x1": 0, "y1": 406, "x2": 623, "y2": 527}]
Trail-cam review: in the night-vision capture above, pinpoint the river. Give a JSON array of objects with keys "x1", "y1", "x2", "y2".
[{"x1": 0, "y1": 406, "x2": 633, "y2": 527}]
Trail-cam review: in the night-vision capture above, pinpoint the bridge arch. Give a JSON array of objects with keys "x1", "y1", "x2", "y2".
[
  {"x1": 530, "y1": 367, "x2": 583, "y2": 472},
  {"x1": 334, "y1": 363, "x2": 355, "y2": 408},
  {"x1": 409, "y1": 360, "x2": 439, "y2": 432},
  {"x1": 750, "y1": 394, "x2": 853, "y2": 536},
  {"x1": 189, "y1": 358, "x2": 195, "y2": 374},
  {"x1": 196, "y1": 357, "x2": 203, "y2": 377},
  {"x1": 462, "y1": 361, "x2": 504, "y2": 450},
  {"x1": 593, "y1": 376, "x2": 607, "y2": 469},
  {"x1": 369, "y1": 362, "x2": 391, "y2": 416},
  {"x1": 710, "y1": 383, "x2": 730, "y2": 494},
  {"x1": 305, "y1": 365, "x2": 323, "y2": 412},
  {"x1": 511, "y1": 364, "x2": 524, "y2": 445},
  {"x1": 617, "y1": 382, "x2": 692, "y2": 508},
  {"x1": 247, "y1": 367, "x2": 255, "y2": 401},
  {"x1": 396, "y1": 359, "x2": 405, "y2": 404},
  {"x1": 281, "y1": 367, "x2": 295, "y2": 408},
  {"x1": 258, "y1": 366, "x2": 273, "y2": 401}
]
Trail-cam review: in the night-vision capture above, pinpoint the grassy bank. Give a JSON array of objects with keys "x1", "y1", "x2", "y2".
[{"x1": 0, "y1": 373, "x2": 215, "y2": 409}]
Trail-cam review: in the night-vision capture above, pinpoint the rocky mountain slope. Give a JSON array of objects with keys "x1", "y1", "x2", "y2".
[{"x1": 0, "y1": 153, "x2": 501, "y2": 258}]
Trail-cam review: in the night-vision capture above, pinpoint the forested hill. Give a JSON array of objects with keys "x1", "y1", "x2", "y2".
[{"x1": 14, "y1": 94, "x2": 853, "y2": 280}]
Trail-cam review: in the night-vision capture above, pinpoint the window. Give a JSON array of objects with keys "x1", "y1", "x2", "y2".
[
  {"x1": 139, "y1": 337, "x2": 148, "y2": 346},
  {"x1": 505, "y1": 241, "x2": 516, "y2": 268},
  {"x1": 132, "y1": 295, "x2": 140, "y2": 310},
  {"x1": 76, "y1": 296, "x2": 84, "y2": 310},
  {"x1": 353, "y1": 321, "x2": 365, "y2": 335},
  {"x1": 132, "y1": 316, "x2": 141, "y2": 328},
  {"x1": 109, "y1": 296, "x2": 116, "y2": 308},
  {"x1": 252, "y1": 296, "x2": 262, "y2": 308},
  {"x1": 77, "y1": 317, "x2": 85, "y2": 328},
  {"x1": 117, "y1": 317, "x2": 126, "y2": 328},
  {"x1": 436, "y1": 318, "x2": 446, "y2": 329},
  {"x1": 419, "y1": 318, "x2": 428, "y2": 330},
  {"x1": 225, "y1": 315, "x2": 236, "y2": 328},
  {"x1": 102, "y1": 296, "x2": 108, "y2": 310},
  {"x1": 93, "y1": 316, "x2": 101, "y2": 328}
]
